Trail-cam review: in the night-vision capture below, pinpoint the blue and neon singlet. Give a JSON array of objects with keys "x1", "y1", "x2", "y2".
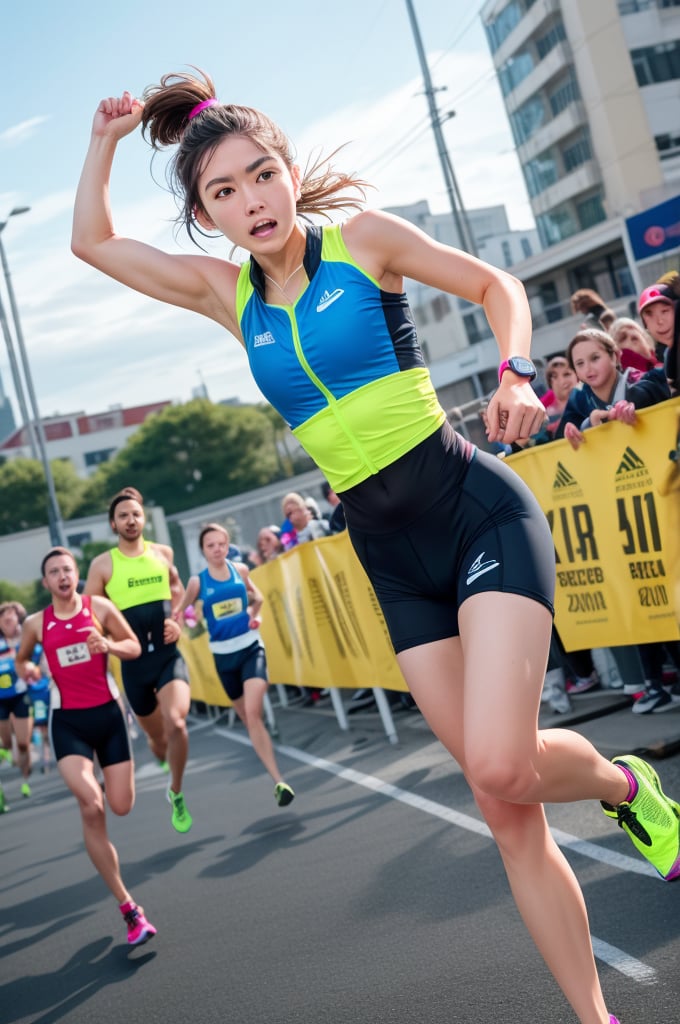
[
  {"x1": 236, "y1": 224, "x2": 446, "y2": 492},
  {"x1": 0, "y1": 637, "x2": 43, "y2": 699},
  {"x1": 199, "y1": 563, "x2": 261, "y2": 654}
]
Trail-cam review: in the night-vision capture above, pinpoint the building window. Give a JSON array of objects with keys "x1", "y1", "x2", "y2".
[
  {"x1": 535, "y1": 21, "x2": 566, "y2": 61},
  {"x1": 655, "y1": 131, "x2": 680, "y2": 158},
  {"x1": 562, "y1": 130, "x2": 592, "y2": 173},
  {"x1": 548, "y1": 70, "x2": 580, "y2": 117},
  {"x1": 484, "y1": 1, "x2": 523, "y2": 54},
  {"x1": 619, "y1": 1, "x2": 680, "y2": 12},
  {"x1": 520, "y1": 236, "x2": 533, "y2": 259},
  {"x1": 524, "y1": 150, "x2": 559, "y2": 198},
  {"x1": 84, "y1": 448, "x2": 117, "y2": 468},
  {"x1": 536, "y1": 204, "x2": 578, "y2": 248},
  {"x1": 431, "y1": 294, "x2": 451, "y2": 322},
  {"x1": 463, "y1": 310, "x2": 493, "y2": 345},
  {"x1": 576, "y1": 191, "x2": 607, "y2": 231},
  {"x1": 501, "y1": 241, "x2": 513, "y2": 267},
  {"x1": 499, "y1": 50, "x2": 535, "y2": 97},
  {"x1": 631, "y1": 40, "x2": 680, "y2": 86},
  {"x1": 510, "y1": 95, "x2": 546, "y2": 146}
]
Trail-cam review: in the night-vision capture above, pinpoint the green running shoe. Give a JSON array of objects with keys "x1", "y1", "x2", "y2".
[
  {"x1": 602, "y1": 754, "x2": 680, "y2": 880},
  {"x1": 21, "y1": 782, "x2": 31, "y2": 798},
  {"x1": 274, "y1": 781, "x2": 295, "y2": 807},
  {"x1": 0, "y1": 784, "x2": 8, "y2": 814},
  {"x1": 167, "y1": 787, "x2": 193, "y2": 833},
  {"x1": 0, "y1": 748, "x2": 12, "y2": 764},
  {"x1": 157, "y1": 759, "x2": 170, "y2": 773}
]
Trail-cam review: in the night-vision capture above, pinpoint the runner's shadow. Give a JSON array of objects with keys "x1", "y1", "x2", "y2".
[
  {"x1": 0, "y1": 936, "x2": 156, "y2": 1024},
  {"x1": 1, "y1": 836, "x2": 223, "y2": 956}
]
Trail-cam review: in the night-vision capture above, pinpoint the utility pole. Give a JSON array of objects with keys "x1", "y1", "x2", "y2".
[
  {"x1": 0, "y1": 208, "x2": 65, "y2": 546},
  {"x1": 404, "y1": 0, "x2": 478, "y2": 256}
]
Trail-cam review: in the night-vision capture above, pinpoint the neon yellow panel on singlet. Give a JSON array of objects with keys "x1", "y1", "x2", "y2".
[{"x1": 105, "y1": 544, "x2": 171, "y2": 611}]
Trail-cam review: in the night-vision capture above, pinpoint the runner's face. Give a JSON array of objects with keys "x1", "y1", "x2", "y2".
[
  {"x1": 112, "y1": 499, "x2": 145, "y2": 540},
  {"x1": 201, "y1": 530, "x2": 229, "y2": 566},
  {"x1": 43, "y1": 555, "x2": 78, "y2": 599},
  {"x1": 197, "y1": 134, "x2": 301, "y2": 254},
  {"x1": 0, "y1": 608, "x2": 19, "y2": 637},
  {"x1": 570, "y1": 340, "x2": 617, "y2": 392}
]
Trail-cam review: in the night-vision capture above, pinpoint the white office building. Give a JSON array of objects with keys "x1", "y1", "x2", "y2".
[{"x1": 406, "y1": 0, "x2": 680, "y2": 413}]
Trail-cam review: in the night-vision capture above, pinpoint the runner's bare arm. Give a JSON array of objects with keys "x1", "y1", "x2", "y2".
[
  {"x1": 71, "y1": 92, "x2": 240, "y2": 335},
  {"x1": 15, "y1": 614, "x2": 43, "y2": 681},
  {"x1": 90, "y1": 596, "x2": 142, "y2": 660}
]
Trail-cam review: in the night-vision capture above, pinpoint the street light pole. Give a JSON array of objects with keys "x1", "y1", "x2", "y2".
[
  {"x1": 0, "y1": 207, "x2": 65, "y2": 546},
  {"x1": 0, "y1": 288, "x2": 37, "y2": 457}
]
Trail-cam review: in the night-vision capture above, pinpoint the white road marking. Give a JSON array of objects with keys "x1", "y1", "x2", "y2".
[{"x1": 215, "y1": 726, "x2": 660, "y2": 984}]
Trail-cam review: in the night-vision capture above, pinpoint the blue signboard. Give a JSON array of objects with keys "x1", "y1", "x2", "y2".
[{"x1": 625, "y1": 194, "x2": 680, "y2": 262}]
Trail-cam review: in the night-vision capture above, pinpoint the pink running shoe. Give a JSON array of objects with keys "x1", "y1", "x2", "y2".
[
  {"x1": 120, "y1": 901, "x2": 157, "y2": 946},
  {"x1": 610, "y1": 1016, "x2": 620, "y2": 1023}
]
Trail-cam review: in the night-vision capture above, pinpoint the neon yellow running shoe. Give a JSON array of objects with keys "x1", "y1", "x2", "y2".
[
  {"x1": 601, "y1": 754, "x2": 680, "y2": 880},
  {"x1": 0, "y1": 749, "x2": 12, "y2": 764},
  {"x1": 21, "y1": 782, "x2": 31, "y2": 798},
  {"x1": 274, "y1": 781, "x2": 295, "y2": 807},
  {"x1": 167, "y1": 788, "x2": 192, "y2": 833}
]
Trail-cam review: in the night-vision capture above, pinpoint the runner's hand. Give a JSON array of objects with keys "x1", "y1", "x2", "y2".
[
  {"x1": 163, "y1": 617, "x2": 182, "y2": 644},
  {"x1": 86, "y1": 629, "x2": 109, "y2": 655},
  {"x1": 92, "y1": 91, "x2": 144, "y2": 141},
  {"x1": 485, "y1": 379, "x2": 547, "y2": 445}
]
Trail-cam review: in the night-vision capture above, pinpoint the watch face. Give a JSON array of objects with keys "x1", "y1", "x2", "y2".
[{"x1": 508, "y1": 357, "x2": 536, "y2": 377}]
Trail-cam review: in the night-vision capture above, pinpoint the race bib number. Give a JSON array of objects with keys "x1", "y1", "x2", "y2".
[
  {"x1": 213, "y1": 598, "x2": 243, "y2": 619},
  {"x1": 56, "y1": 643, "x2": 91, "y2": 668}
]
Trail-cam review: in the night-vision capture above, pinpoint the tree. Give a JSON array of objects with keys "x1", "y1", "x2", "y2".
[
  {"x1": 0, "y1": 457, "x2": 86, "y2": 536},
  {"x1": 73, "y1": 400, "x2": 281, "y2": 517}
]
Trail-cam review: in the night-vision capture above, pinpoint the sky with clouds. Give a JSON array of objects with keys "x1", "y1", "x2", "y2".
[{"x1": 0, "y1": 0, "x2": 533, "y2": 423}]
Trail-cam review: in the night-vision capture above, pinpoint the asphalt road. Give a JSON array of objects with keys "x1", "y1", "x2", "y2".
[{"x1": 1, "y1": 698, "x2": 680, "y2": 1024}]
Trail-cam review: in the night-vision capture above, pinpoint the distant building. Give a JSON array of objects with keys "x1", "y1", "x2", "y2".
[
  {"x1": 0, "y1": 369, "x2": 16, "y2": 445},
  {"x1": 384, "y1": 0, "x2": 680, "y2": 416},
  {"x1": 481, "y1": 0, "x2": 680, "y2": 345},
  {"x1": 0, "y1": 400, "x2": 171, "y2": 477}
]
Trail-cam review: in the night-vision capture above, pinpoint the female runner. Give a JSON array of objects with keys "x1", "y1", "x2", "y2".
[
  {"x1": 178, "y1": 523, "x2": 294, "y2": 806},
  {"x1": 70, "y1": 69, "x2": 680, "y2": 1022}
]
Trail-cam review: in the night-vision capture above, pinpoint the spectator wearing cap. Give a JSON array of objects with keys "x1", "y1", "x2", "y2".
[
  {"x1": 639, "y1": 284, "x2": 675, "y2": 352},
  {"x1": 638, "y1": 278, "x2": 680, "y2": 394}
]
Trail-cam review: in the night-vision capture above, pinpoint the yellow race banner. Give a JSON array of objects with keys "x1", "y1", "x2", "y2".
[
  {"x1": 251, "y1": 534, "x2": 409, "y2": 692},
  {"x1": 508, "y1": 397, "x2": 680, "y2": 651}
]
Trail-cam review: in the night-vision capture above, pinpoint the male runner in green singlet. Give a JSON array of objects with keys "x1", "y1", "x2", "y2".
[{"x1": 85, "y1": 487, "x2": 193, "y2": 833}]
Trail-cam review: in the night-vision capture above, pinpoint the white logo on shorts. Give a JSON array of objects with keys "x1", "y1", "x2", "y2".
[{"x1": 466, "y1": 551, "x2": 500, "y2": 586}]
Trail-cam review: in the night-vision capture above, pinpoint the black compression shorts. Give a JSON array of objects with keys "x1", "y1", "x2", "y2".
[
  {"x1": 213, "y1": 641, "x2": 268, "y2": 702},
  {"x1": 121, "y1": 647, "x2": 190, "y2": 717},
  {"x1": 50, "y1": 700, "x2": 131, "y2": 766},
  {"x1": 0, "y1": 693, "x2": 32, "y2": 720},
  {"x1": 342, "y1": 426, "x2": 555, "y2": 654}
]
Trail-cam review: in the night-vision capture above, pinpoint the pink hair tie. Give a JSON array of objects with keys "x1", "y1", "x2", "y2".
[{"x1": 188, "y1": 97, "x2": 219, "y2": 120}]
